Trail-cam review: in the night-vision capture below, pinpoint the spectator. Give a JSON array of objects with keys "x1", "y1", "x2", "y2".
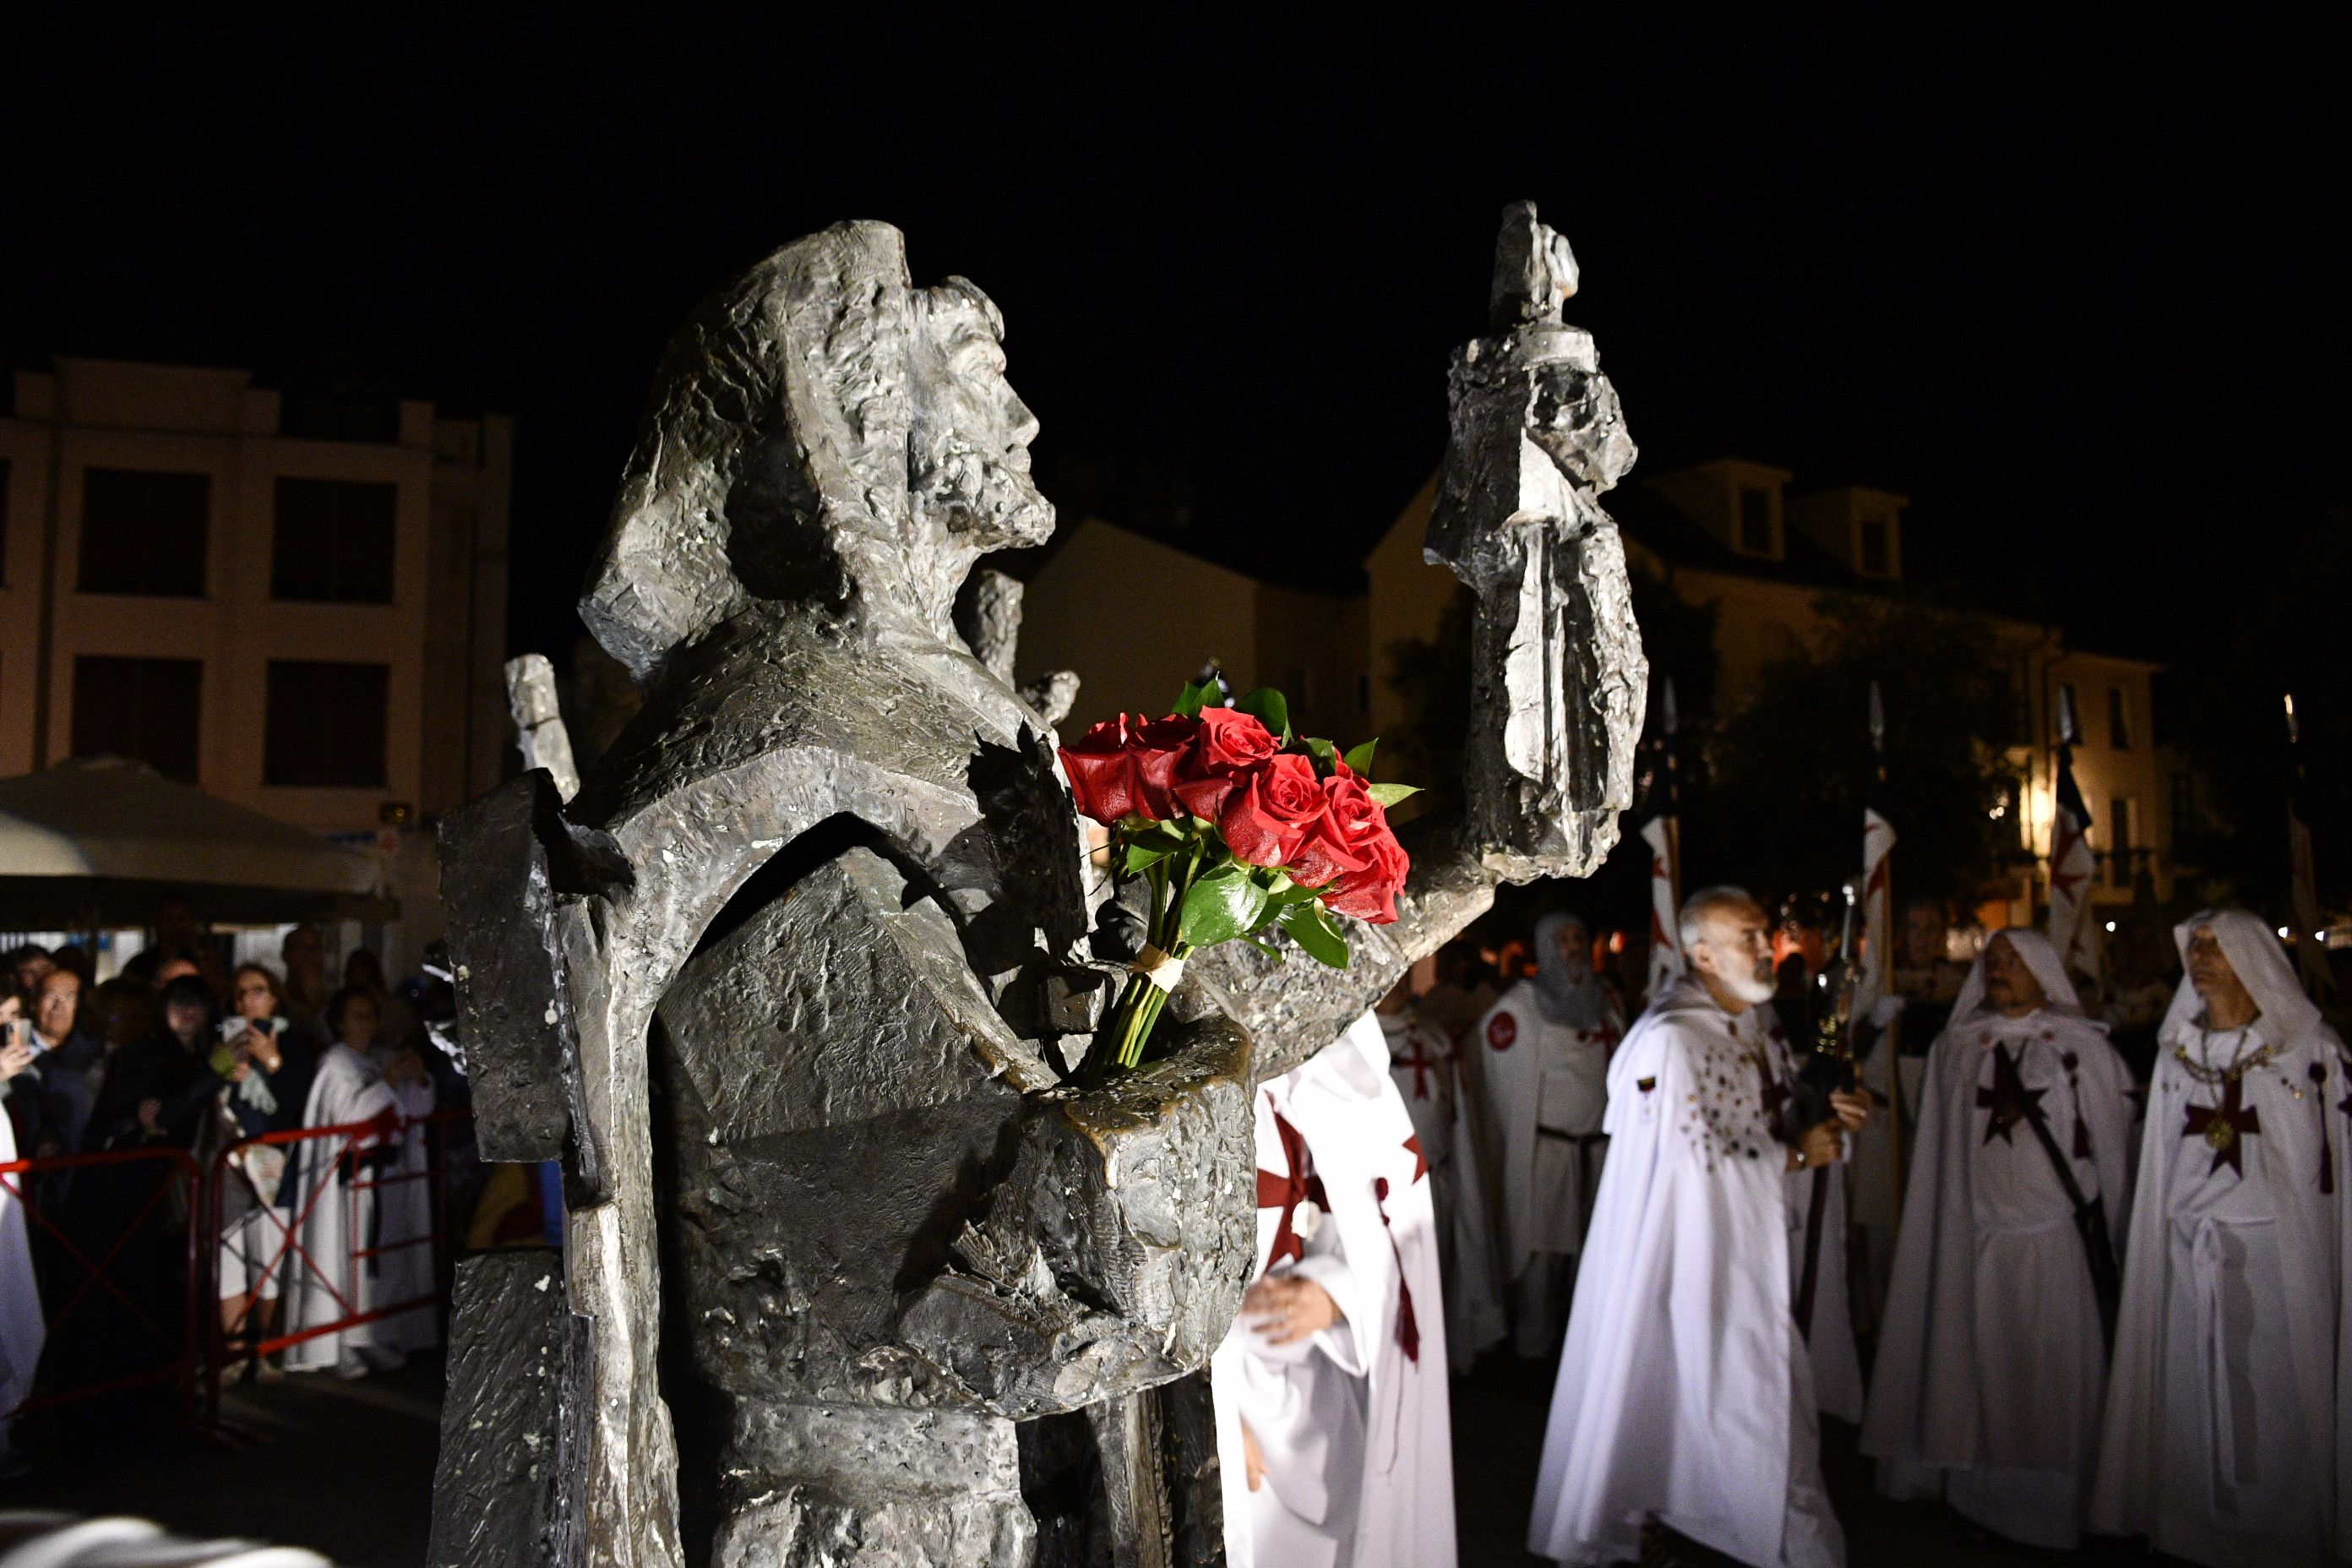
[
  {"x1": 215, "y1": 964, "x2": 318, "y2": 1381},
  {"x1": 48, "y1": 976, "x2": 228, "y2": 1408},
  {"x1": 86, "y1": 977, "x2": 155, "y2": 1054},
  {"x1": 278, "y1": 926, "x2": 328, "y2": 1038},
  {"x1": 4, "y1": 971, "x2": 103, "y2": 1159},
  {"x1": 3, "y1": 949, "x2": 52, "y2": 1012},
  {"x1": 282, "y1": 986, "x2": 401, "y2": 1379}
]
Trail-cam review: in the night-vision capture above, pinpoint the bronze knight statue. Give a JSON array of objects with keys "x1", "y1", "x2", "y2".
[{"x1": 428, "y1": 200, "x2": 1644, "y2": 1567}]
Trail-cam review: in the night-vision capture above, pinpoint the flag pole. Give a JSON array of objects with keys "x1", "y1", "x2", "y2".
[
  {"x1": 1869, "y1": 683, "x2": 1908, "y2": 1239},
  {"x1": 2286, "y1": 693, "x2": 2334, "y2": 1001}
]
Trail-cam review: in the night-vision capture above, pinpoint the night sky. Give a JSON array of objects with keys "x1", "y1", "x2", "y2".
[{"x1": 9, "y1": 17, "x2": 2341, "y2": 667}]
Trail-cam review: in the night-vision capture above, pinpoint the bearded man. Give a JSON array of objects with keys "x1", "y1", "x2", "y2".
[
  {"x1": 1861, "y1": 928, "x2": 2135, "y2": 1549},
  {"x1": 2092, "y1": 909, "x2": 2352, "y2": 1566},
  {"x1": 1466, "y1": 911, "x2": 1624, "y2": 1358},
  {"x1": 1529, "y1": 888, "x2": 1870, "y2": 1567}
]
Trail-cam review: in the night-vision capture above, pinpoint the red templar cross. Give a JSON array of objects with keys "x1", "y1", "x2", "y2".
[
  {"x1": 1398, "y1": 1033, "x2": 1441, "y2": 1102},
  {"x1": 2183, "y1": 1077, "x2": 2262, "y2": 1178}
]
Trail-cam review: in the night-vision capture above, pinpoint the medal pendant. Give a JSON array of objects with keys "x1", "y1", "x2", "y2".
[{"x1": 2205, "y1": 1119, "x2": 2236, "y2": 1152}]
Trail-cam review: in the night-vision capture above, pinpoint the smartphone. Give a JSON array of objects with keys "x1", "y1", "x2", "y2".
[{"x1": 3, "y1": 1018, "x2": 35, "y2": 1054}]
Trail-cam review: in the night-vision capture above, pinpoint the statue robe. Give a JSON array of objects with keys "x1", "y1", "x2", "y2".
[
  {"x1": 2091, "y1": 909, "x2": 2352, "y2": 1567},
  {"x1": 1861, "y1": 932, "x2": 2136, "y2": 1549},
  {"x1": 1527, "y1": 977, "x2": 1844, "y2": 1567},
  {"x1": 1214, "y1": 1011, "x2": 1456, "y2": 1568},
  {"x1": 280, "y1": 1043, "x2": 399, "y2": 1373},
  {"x1": 1467, "y1": 976, "x2": 1621, "y2": 1357}
]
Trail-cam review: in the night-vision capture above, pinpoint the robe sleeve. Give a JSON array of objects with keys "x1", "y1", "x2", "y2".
[
  {"x1": 1288, "y1": 1211, "x2": 1369, "y2": 1379},
  {"x1": 2078, "y1": 1029, "x2": 2137, "y2": 1240}
]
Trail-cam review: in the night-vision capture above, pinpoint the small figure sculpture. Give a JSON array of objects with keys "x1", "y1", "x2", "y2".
[{"x1": 430, "y1": 202, "x2": 1643, "y2": 1568}]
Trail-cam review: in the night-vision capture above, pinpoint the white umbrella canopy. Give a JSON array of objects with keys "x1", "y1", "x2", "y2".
[{"x1": 0, "y1": 756, "x2": 394, "y2": 926}]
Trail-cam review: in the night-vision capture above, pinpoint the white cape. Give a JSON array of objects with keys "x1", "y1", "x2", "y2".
[
  {"x1": 1528, "y1": 978, "x2": 1843, "y2": 1567},
  {"x1": 1380, "y1": 1009, "x2": 1505, "y2": 1369},
  {"x1": 0, "y1": 1104, "x2": 45, "y2": 1418},
  {"x1": 2090, "y1": 909, "x2": 2352, "y2": 1566},
  {"x1": 368, "y1": 1052, "x2": 439, "y2": 1352},
  {"x1": 1214, "y1": 1011, "x2": 1455, "y2": 1568},
  {"x1": 1861, "y1": 930, "x2": 2136, "y2": 1549},
  {"x1": 281, "y1": 1043, "x2": 400, "y2": 1371},
  {"x1": 1761, "y1": 1014, "x2": 1864, "y2": 1427}
]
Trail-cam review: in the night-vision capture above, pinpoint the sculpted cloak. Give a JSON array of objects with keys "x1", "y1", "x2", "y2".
[
  {"x1": 1214, "y1": 1011, "x2": 1456, "y2": 1568},
  {"x1": 1861, "y1": 930, "x2": 2135, "y2": 1548},
  {"x1": 1527, "y1": 976, "x2": 1844, "y2": 1567},
  {"x1": 2091, "y1": 909, "x2": 2352, "y2": 1567}
]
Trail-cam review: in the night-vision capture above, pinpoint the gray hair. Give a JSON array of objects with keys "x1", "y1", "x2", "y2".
[{"x1": 1679, "y1": 885, "x2": 1758, "y2": 952}]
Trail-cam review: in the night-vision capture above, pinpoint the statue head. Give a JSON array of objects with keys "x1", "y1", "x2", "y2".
[{"x1": 581, "y1": 220, "x2": 1054, "y2": 683}]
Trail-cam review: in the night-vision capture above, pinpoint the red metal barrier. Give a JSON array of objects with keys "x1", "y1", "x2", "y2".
[
  {"x1": 201, "y1": 1108, "x2": 469, "y2": 1428},
  {"x1": 0, "y1": 1145, "x2": 201, "y2": 1418}
]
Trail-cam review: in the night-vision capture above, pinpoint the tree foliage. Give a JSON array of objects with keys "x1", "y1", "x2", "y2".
[{"x1": 1685, "y1": 597, "x2": 2019, "y2": 904}]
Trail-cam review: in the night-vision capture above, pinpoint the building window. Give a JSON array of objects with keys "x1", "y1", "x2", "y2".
[
  {"x1": 2108, "y1": 685, "x2": 2131, "y2": 750},
  {"x1": 78, "y1": 468, "x2": 210, "y2": 596},
  {"x1": 1859, "y1": 515, "x2": 1890, "y2": 574},
  {"x1": 264, "y1": 661, "x2": 389, "y2": 787},
  {"x1": 272, "y1": 478, "x2": 397, "y2": 603},
  {"x1": 70, "y1": 656, "x2": 202, "y2": 782},
  {"x1": 1737, "y1": 487, "x2": 1773, "y2": 553}
]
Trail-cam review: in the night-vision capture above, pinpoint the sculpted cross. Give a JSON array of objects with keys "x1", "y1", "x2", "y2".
[
  {"x1": 1978, "y1": 1042, "x2": 2047, "y2": 1146},
  {"x1": 2183, "y1": 1077, "x2": 2262, "y2": 1178}
]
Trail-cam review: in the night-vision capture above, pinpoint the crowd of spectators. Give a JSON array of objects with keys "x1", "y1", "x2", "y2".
[{"x1": 0, "y1": 922, "x2": 462, "y2": 1467}]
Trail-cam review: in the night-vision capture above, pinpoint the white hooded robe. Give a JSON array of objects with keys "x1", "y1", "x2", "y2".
[
  {"x1": 1380, "y1": 1004, "x2": 1505, "y2": 1369},
  {"x1": 2090, "y1": 908, "x2": 2352, "y2": 1567},
  {"x1": 1860, "y1": 930, "x2": 2136, "y2": 1549},
  {"x1": 280, "y1": 1043, "x2": 399, "y2": 1373},
  {"x1": 1213, "y1": 1011, "x2": 1456, "y2": 1568},
  {"x1": 1527, "y1": 977, "x2": 1844, "y2": 1567},
  {"x1": 0, "y1": 1104, "x2": 45, "y2": 1422}
]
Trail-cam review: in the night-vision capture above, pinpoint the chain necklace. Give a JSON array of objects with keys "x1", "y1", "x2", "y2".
[{"x1": 2172, "y1": 1023, "x2": 2280, "y2": 1090}]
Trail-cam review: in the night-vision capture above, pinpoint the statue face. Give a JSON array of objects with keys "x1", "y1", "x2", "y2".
[{"x1": 910, "y1": 280, "x2": 1053, "y2": 551}]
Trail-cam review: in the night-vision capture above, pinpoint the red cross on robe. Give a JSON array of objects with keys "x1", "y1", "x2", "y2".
[
  {"x1": 2182, "y1": 1076, "x2": 2262, "y2": 1179},
  {"x1": 1977, "y1": 1042, "x2": 2047, "y2": 1146},
  {"x1": 1255, "y1": 1104, "x2": 1329, "y2": 1268},
  {"x1": 1397, "y1": 1033, "x2": 1440, "y2": 1102}
]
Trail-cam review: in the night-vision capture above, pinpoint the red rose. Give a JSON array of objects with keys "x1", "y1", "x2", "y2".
[
  {"x1": 1218, "y1": 753, "x2": 1325, "y2": 867},
  {"x1": 1059, "y1": 716, "x2": 1141, "y2": 824},
  {"x1": 1195, "y1": 707, "x2": 1279, "y2": 772},
  {"x1": 1173, "y1": 707, "x2": 1279, "y2": 818},
  {"x1": 1289, "y1": 771, "x2": 1383, "y2": 888},
  {"x1": 1323, "y1": 826, "x2": 1408, "y2": 923},
  {"x1": 1126, "y1": 715, "x2": 1199, "y2": 819}
]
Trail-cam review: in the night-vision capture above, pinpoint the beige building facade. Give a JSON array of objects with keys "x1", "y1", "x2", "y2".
[
  {"x1": 0, "y1": 358, "x2": 512, "y2": 963},
  {"x1": 1024, "y1": 457, "x2": 2174, "y2": 922}
]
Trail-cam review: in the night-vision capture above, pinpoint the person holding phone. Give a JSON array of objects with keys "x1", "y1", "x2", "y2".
[{"x1": 215, "y1": 964, "x2": 316, "y2": 1380}]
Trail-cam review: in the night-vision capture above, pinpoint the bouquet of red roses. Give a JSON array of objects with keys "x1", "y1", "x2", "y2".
[{"x1": 1059, "y1": 682, "x2": 1416, "y2": 1078}]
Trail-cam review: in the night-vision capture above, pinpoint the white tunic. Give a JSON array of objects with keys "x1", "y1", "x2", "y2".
[
  {"x1": 0, "y1": 1105, "x2": 44, "y2": 1419},
  {"x1": 2092, "y1": 907, "x2": 2352, "y2": 1567},
  {"x1": 1466, "y1": 978, "x2": 1620, "y2": 1282},
  {"x1": 280, "y1": 1043, "x2": 400, "y2": 1372},
  {"x1": 1861, "y1": 998, "x2": 2135, "y2": 1549},
  {"x1": 1528, "y1": 978, "x2": 1844, "y2": 1567},
  {"x1": 1214, "y1": 1012, "x2": 1456, "y2": 1568},
  {"x1": 368, "y1": 1049, "x2": 439, "y2": 1353},
  {"x1": 1381, "y1": 1008, "x2": 1505, "y2": 1369}
]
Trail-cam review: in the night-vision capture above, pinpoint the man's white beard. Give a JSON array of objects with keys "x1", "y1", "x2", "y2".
[{"x1": 1722, "y1": 966, "x2": 1776, "y2": 1006}]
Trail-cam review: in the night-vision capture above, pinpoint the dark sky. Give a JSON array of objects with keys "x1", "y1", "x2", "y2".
[{"x1": 8, "y1": 16, "x2": 2341, "y2": 665}]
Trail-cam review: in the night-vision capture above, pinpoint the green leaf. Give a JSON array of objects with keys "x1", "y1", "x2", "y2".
[
  {"x1": 1298, "y1": 736, "x2": 1337, "y2": 775},
  {"x1": 1367, "y1": 781, "x2": 1421, "y2": 808},
  {"x1": 1173, "y1": 681, "x2": 1211, "y2": 719},
  {"x1": 1235, "y1": 687, "x2": 1290, "y2": 740},
  {"x1": 1279, "y1": 900, "x2": 1351, "y2": 968},
  {"x1": 1124, "y1": 841, "x2": 1173, "y2": 874},
  {"x1": 1265, "y1": 878, "x2": 1323, "y2": 907},
  {"x1": 1342, "y1": 739, "x2": 1377, "y2": 775},
  {"x1": 1179, "y1": 863, "x2": 1271, "y2": 948}
]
